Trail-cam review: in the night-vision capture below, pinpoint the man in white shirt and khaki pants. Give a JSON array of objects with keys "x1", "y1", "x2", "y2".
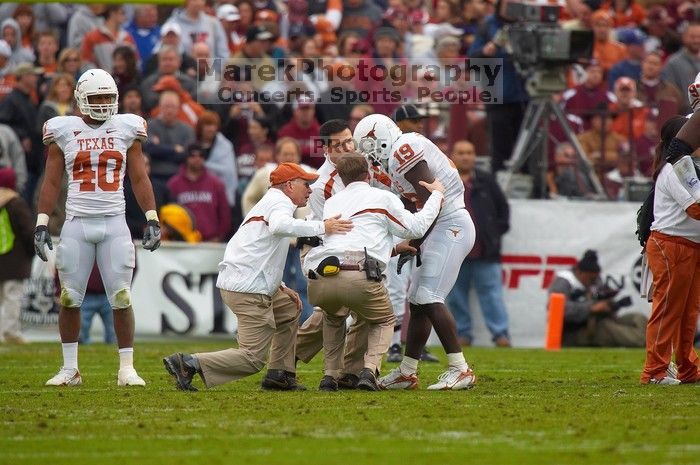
[
  {"x1": 163, "y1": 163, "x2": 352, "y2": 391},
  {"x1": 303, "y1": 154, "x2": 445, "y2": 390}
]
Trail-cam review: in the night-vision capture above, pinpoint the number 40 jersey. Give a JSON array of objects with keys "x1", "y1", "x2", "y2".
[
  {"x1": 387, "y1": 132, "x2": 465, "y2": 217},
  {"x1": 42, "y1": 114, "x2": 147, "y2": 219}
]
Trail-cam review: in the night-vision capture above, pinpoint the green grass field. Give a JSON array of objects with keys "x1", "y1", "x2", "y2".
[{"x1": 1, "y1": 341, "x2": 699, "y2": 465}]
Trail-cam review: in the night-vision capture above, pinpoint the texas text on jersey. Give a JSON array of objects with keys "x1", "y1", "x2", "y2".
[{"x1": 42, "y1": 114, "x2": 148, "y2": 218}]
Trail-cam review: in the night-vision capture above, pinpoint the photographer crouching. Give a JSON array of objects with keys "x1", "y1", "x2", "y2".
[{"x1": 547, "y1": 250, "x2": 647, "y2": 347}]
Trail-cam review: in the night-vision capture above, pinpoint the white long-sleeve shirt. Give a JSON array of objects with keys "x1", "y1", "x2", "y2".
[
  {"x1": 217, "y1": 188, "x2": 325, "y2": 295},
  {"x1": 307, "y1": 158, "x2": 344, "y2": 221},
  {"x1": 303, "y1": 181, "x2": 443, "y2": 274},
  {"x1": 651, "y1": 164, "x2": 700, "y2": 243}
]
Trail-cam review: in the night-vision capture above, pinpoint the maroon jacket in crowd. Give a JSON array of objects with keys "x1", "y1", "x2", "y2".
[
  {"x1": 167, "y1": 167, "x2": 231, "y2": 241},
  {"x1": 561, "y1": 84, "x2": 615, "y2": 130},
  {"x1": 277, "y1": 119, "x2": 323, "y2": 168}
]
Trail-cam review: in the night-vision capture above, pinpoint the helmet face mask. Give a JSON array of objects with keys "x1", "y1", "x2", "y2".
[
  {"x1": 357, "y1": 136, "x2": 388, "y2": 170},
  {"x1": 75, "y1": 69, "x2": 119, "y2": 121},
  {"x1": 353, "y1": 114, "x2": 402, "y2": 173}
]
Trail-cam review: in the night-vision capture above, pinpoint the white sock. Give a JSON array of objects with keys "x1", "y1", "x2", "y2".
[
  {"x1": 118, "y1": 348, "x2": 134, "y2": 370},
  {"x1": 400, "y1": 356, "x2": 419, "y2": 376},
  {"x1": 62, "y1": 342, "x2": 78, "y2": 370},
  {"x1": 391, "y1": 330, "x2": 401, "y2": 345},
  {"x1": 447, "y1": 352, "x2": 469, "y2": 371}
]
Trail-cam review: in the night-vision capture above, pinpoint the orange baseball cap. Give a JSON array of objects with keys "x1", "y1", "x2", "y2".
[{"x1": 270, "y1": 162, "x2": 319, "y2": 185}]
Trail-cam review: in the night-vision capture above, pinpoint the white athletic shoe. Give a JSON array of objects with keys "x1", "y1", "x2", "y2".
[
  {"x1": 648, "y1": 376, "x2": 681, "y2": 386},
  {"x1": 666, "y1": 362, "x2": 678, "y2": 380},
  {"x1": 427, "y1": 367, "x2": 477, "y2": 390},
  {"x1": 118, "y1": 368, "x2": 146, "y2": 386},
  {"x1": 377, "y1": 367, "x2": 419, "y2": 390},
  {"x1": 45, "y1": 367, "x2": 82, "y2": 386}
]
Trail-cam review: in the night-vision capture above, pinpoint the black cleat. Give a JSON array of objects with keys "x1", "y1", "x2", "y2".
[
  {"x1": 357, "y1": 368, "x2": 380, "y2": 391},
  {"x1": 386, "y1": 343, "x2": 403, "y2": 363},
  {"x1": 163, "y1": 353, "x2": 198, "y2": 391},
  {"x1": 284, "y1": 371, "x2": 307, "y2": 391},
  {"x1": 420, "y1": 347, "x2": 440, "y2": 363},
  {"x1": 319, "y1": 375, "x2": 338, "y2": 391},
  {"x1": 261, "y1": 369, "x2": 307, "y2": 391},
  {"x1": 337, "y1": 373, "x2": 359, "y2": 390}
]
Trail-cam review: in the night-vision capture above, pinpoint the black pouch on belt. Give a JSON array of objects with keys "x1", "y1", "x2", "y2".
[{"x1": 363, "y1": 247, "x2": 382, "y2": 282}]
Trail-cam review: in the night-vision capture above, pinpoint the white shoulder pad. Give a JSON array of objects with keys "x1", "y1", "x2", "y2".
[
  {"x1": 389, "y1": 132, "x2": 426, "y2": 175},
  {"x1": 113, "y1": 113, "x2": 148, "y2": 143},
  {"x1": 42, "y1": 116, "x2": 83, "y2": 148}
]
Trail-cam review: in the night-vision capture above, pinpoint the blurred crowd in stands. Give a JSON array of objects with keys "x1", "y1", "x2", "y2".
[{"x1": 0, "y1": 0, "x2": 697, "y2": 243}]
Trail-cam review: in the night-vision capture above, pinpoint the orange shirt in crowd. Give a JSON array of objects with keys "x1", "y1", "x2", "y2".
[
  {"x1": 601, "y1": 1, "x2": 647, "y2": 28},
  {"x1": 41, "y1": 63, "x2": 57, "y2": 74},
  {"x1": 611, "y1": 105, "x2": 649, "y2": 139},
  {"x1": 80, "y1": 27, "x2": 137, "y2": 71},
  {"x1": 593, "y1": 39, "x2": 628, "y2": 72}
]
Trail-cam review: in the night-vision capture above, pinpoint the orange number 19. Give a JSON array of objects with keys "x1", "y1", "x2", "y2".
[{"x1": 392, "y1": 144, "x2": 416, "y2": 166}]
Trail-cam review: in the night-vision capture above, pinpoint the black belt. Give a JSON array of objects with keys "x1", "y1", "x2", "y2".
[{"x1": 308, "y1": 264, "x2": 362, "y2": 280}]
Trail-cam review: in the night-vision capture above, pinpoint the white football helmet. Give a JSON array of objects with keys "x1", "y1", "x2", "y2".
[
  {"x1": 75, "y1": 68, "x2": 119, "y2": 121},
  {"x1": 353, "y1": 114, "x2": 402, "y2": 171},
  {"x1": 688, "y1": 71, "x2": 700, "y2": 112}
]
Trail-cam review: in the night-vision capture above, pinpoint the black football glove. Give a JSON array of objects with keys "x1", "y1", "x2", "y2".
[
  {"x1": 396, "y1": 252, "x2": 412, "y2": 274},
  {"x1": 397, "y1": 240, "x2": 423, "y2": 274},
  {"x1": 34, "y1": 225, "x2": 53, "y2": 262},
  {"x1": 142, "y1": 220, "x2": 161, "y2": 251},
  {"x1": 397, "y1": 248, "x2": 422, "y2": 273}
]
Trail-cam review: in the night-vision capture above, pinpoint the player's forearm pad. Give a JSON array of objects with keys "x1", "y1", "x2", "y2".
[
  {"x1": 665, "y1": 137, "x2": 694, "y2": 164},
  {"x1": 672, "y1": 155, "x2": 700, "y2": 203}
]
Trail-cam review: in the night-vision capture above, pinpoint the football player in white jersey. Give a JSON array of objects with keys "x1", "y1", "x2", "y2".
[
  {"x1": 354, "y1": 114, "x2": 477, "y2": 390},
  {"x1": 667, "y1": 75, "x2": 700, "y2": 203},
  {"x1": 35, "y1": 69, "x2": 161, "y2": 387}
]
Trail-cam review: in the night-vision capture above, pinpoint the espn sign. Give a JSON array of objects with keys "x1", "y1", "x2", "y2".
[{"x1": 501, "y1": 254, "x2": 577, "y2": 289}]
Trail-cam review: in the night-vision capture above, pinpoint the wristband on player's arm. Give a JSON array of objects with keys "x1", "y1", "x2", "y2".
[
  {"x1": 145, "y1": 210, "x2": 159, "y2": 223},
  {"x1": 665, "y1": 138, "x2": 694, "y2": 164},
  {"x1": 36, "y1": 213, "x2": 49, "y2": 227}
]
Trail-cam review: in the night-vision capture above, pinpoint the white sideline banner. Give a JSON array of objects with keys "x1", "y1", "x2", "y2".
[
  {"x1": 21, "y1": 242, "x2": 234, "y2": 340},
  {"x1": 489, "y1": 199, "x2": 646, "y2": 347},
  {"x1": 22, "y1": 200, "x2": 647, "y2": 347},
  {"x1": 130, "y1": 242, "x2": 233, "y2": 336}
]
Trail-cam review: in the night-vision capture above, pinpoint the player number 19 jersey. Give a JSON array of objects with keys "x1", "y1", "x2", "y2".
[
  {"x1": 387, "y1": 132, "x2": 465, "y2": 216},
  {"x1": 42, "y1": 114, "x2": 147, "y2": 218}
]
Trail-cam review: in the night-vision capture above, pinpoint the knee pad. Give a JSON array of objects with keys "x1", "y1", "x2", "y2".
[
  {"x1": 110, "y1": 288, "x2": 131, "y2": 309},
  {"x1": 409, "y1": 286, "x2": 445, "y2": 306},
  {"x1": 60, "y1": 286, "x2": 84, "y2": 308}
]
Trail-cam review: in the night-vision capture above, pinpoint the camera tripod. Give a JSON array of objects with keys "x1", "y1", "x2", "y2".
[{"x1": 500, "y1": 70, "x2": 606, "y2": 199}]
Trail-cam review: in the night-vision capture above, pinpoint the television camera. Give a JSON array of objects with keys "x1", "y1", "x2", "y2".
[{"x1": 498, "y1": 1, "x2": 594, "y2": 95}]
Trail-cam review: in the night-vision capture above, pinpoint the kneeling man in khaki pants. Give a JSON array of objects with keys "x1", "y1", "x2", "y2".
[
  {"x1": 163, "y1": 163, "x2": 352, "y2": 391},
  {"x1": 303, "y1": 154, "x2": 445, "y2": 391}
]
